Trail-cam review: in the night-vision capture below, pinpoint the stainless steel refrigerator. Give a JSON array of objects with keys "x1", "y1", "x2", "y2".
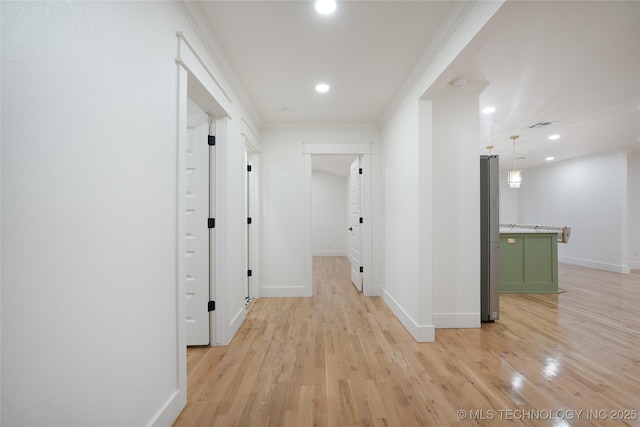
[{"x1": 480, "y1": 155, "x2": 499, "y2": 322}]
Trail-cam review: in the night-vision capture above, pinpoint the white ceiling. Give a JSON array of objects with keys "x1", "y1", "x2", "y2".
[
  {"x1": 198, "y1": 0, "x2": 457, "y2": 124},
  {"x1": 453, "y1": 1, "x2": 640, "y2": 171},
  {"x1": 196, "y1": 1, "x2": 640, "y2": 171}
]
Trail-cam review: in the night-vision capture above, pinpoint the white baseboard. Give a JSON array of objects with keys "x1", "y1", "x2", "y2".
[
  {"x1": 559, "y1": 256, "x2": 630, "y2": 274},
  {"x1": 432, "y1": 313, "x2": 480, "y2": 328},
  {"x1": 261, "y1": 285, "x2": 312, "y2": 297},
  {"x1": 148, "y1": 389, "x2": 184, "y2": 427},
  {"x1": 312, "y1": 250, "x2": 348, "y2": 257},
  {"x1": 210, "y1": 304, "x2": 246, "y2": 346},
  {"x1": 224, "y1": 306, "x2": 246, "y2": 345},
  {"x1": 629, "y1": 261, "x2": 640, "y2": 270},
  {"x1": 381, "y1": 288, "x2": 434, "y2": 342}
]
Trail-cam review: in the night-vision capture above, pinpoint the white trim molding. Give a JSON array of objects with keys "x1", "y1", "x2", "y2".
[
  {"x1": 175, "y1": 1, "x2": 263, "y2": 127},
  {"x1": 559, "y1": 256, "x2": 631, "y2": 274},
  {"x1": 303, "y1": 141, "x2": 372, "y2": 155},
  {"x1": 303, "y1": 153, "x2": 313, "y2": 297},
  {"x1": 261, "y1": 285, "x2": 313, "y2": 298},
  {"x1": 312, "y1": 250, "x2": 349, "y2": 257},
  {"x1": 432, "y1": 313, "x2": 481, "y2": 328},
  {"x1": 163, "y1": 30, "x2": 234, "y2": 427},
  {"x1": 381, "y1": 288, "x2": 435, "y2": 342},
  {"x1": 242, "y1": 119, "x2": 261, "y2": 153},
  {"x1": 168, "y1": 62, "x2": 189, "y2": 427},
  {"x1": 176, "y1": 32, "x2": 232, "y2": 118}
]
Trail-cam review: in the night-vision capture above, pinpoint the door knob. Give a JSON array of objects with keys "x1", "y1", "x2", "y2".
[{"x1": 348, "y1": 227, "x2": 353, "y2": 231}]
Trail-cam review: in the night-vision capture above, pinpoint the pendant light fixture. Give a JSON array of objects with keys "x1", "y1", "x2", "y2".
[{"x1": 508, "y1": 135, "x2": 522, "y2": 188}]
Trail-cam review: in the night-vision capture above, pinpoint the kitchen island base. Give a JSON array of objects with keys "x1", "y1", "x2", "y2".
[{"x1": 499, "y1": 231, "x2": 559, "y2": 293}]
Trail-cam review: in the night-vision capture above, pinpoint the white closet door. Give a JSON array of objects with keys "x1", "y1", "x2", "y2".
[
  {"x1": 349, "y1": 157, "x2": 362, "y2": 292},
  {"x1": 185, "y1": 116, "x2": 210, "y2": 346}
]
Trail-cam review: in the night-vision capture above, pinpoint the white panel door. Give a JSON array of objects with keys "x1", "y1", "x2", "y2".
[
  {"x1": 185, "y1": 116, "x2": 210, "y2": 346},
  {"x1": 349, "y1": 157, "x2": 362, "y2": 291},
  {"x1": 245, "y1": 153, "x2": 253, "y2": 303}
]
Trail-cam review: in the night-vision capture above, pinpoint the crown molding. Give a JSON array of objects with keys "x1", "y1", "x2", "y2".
[
  {"x1": 378, "y1": 1, "x2": 487, "y2": 125},
  {"x1": 175, "y1": 0, "x2": 263, "y2": 128}
]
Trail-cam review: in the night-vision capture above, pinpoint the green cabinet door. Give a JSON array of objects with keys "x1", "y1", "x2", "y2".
[
  {"x1": 500, "y1": 235, "x2": 524, "y2": 287},
  {"x1": 499, "y1": 233, "x2": 558, "y2": 293}
]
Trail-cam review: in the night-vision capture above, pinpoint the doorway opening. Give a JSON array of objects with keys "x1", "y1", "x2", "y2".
[
  {"x1": 243, "y1": 123, "x2": 261, "y2": 304},
  {"x1": 175, "y1": 31, "x2": 233, "y2": 416},
  {"x1": 303, "y1": 142, "x2": 373, "y2": 296},
  {"x1": 311, "y1": 154, "x2": 363, "y2": 291}
]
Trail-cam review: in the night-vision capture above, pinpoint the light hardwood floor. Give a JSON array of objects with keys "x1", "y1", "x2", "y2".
[{"x1": 174, "y1": 257, "x2": 639, "y2": 426}]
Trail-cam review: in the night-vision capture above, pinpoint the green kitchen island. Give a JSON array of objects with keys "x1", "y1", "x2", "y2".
[{"x1": 499, "y1": 228, "x2": 559, "y2": 293}]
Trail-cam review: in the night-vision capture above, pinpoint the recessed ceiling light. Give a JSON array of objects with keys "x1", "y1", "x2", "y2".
[
  {"x1": 482, "y1": 106, "x2": 496, "y2": 114},
  {"x1": 548, "y1": 134, "x2": 560, "y2": 140},
  {"x1": 315, "y1": 83, "x2": 330, "y2": 93},
  {"x1": 315, "y1": 0, "x2": 336, "y2": 15},
  {"x1": 546, "y1": 156, "x2": 555, "y2": 161}
]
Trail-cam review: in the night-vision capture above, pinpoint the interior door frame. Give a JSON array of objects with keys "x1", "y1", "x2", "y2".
[
  {"x1": 173, "y1": 31, "x2": 232, "y2": 420},
  {"x1": 303, "y1": 142, "x2": 373, "y2": 296},
  {"x1": 242, "y1": 120, "x2": 261, "y2": 301},
  {"x1": 349, "y1": 157, "x2": 363, "y2": 292}
]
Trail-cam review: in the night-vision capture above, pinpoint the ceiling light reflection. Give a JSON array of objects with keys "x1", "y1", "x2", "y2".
[
  {"x1": 543, "y1": 357, "x2": 560, "y2": 379},
  {"x1": 510, "y1": 373, "x2": 524, "y2": 391}
]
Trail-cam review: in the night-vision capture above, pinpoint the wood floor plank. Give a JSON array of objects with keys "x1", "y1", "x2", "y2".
[{"x1": 174, "y1": 257, "x2": 640, "y2": 426}]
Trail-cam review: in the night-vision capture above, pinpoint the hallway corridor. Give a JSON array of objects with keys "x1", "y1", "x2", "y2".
[{"x1": 174, "y1": 257, "x2": 639, "y2": 426}]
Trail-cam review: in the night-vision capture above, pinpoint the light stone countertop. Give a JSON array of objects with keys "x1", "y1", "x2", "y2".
[{"x1": 499, "y1": 228, "x2": 560, "y2": 234}]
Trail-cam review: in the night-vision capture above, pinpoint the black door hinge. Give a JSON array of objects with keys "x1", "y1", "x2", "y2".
[
  {"x1": 247, "y1": 165, "x2": 252, "y2": 172},
  {"x1": 208, "y1": 135, "x2": 216, "y2": 146},
  {"x1": 359, "y1": 217, "x2": 363, "y2": 224},
  {"x1": 359, "y1": 168, "x2": 362, "y2": 175},
  {"x1": 360, "y1": 266, "x2": 364, "y2": 273},
  {"x1": 247, "y1": 217, "x2": 252, "y2": 225},
  {"x1": 208, "y1": 301, "x2": 215, "y2": 311},
  {"x1": 208, "y1": 218, "x2": 215, "y2": 229},
  {"x1": 247, "y1": 269, "x2": 253, "y2": 277}
]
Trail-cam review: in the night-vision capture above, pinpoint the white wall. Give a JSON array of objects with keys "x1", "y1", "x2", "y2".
[
  {"x1": 378, "y1": 1, "x2": 503, "y2": 341},
  {"x1": 1, "y1": 2, "x2": 256, "y2": 425},
  {"x1": 431, "y1": 89, "x2": 482, "y2": 329},
  {"x1": 499, "y1": 179, "x2": 519, "y2": 224},
  {"x1": 628, "y1": 152, "x2": 640, "y2": 270},
  {"x1": 381, "y1": 99, "x2": 421, "y2": 332},
  {"x1": 312, "y1": 171, "x2": 348, "y2": 256},
  {"x1": 260, "y1": 124, "x2": 381, "y2": 296},
  {"x1": 501, "y1": 149, "x2": 638, "y2": 271},
  {"x1": 518, "y1": 150, "x2": 630, "y2": 273}
]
